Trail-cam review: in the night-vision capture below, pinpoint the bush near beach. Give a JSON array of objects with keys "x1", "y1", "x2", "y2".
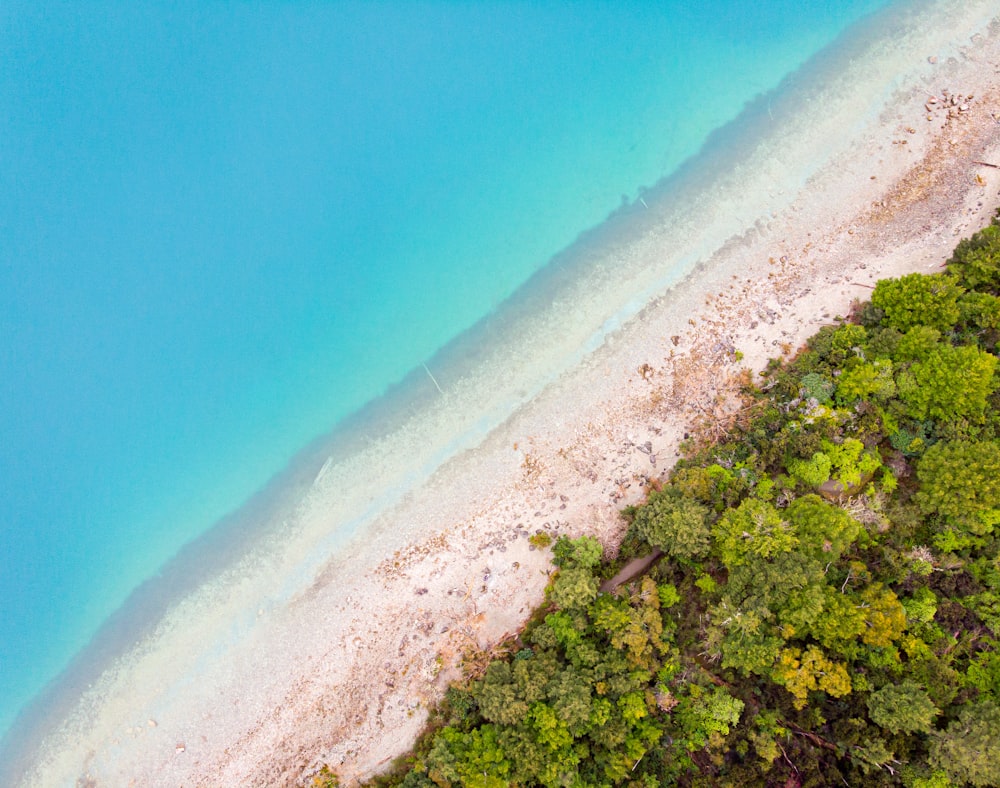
[{"x1": 339, "y1": 217, "x2": 1000, "y2": 787}]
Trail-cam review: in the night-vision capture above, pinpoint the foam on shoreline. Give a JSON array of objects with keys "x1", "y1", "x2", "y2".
[{"x1": 6, "y1": 1, "x2": 1000, "y2": 784}]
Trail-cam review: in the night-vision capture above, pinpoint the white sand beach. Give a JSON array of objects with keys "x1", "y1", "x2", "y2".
[{"x1": 12, "y1": 2, "x2": 1000, "y2": 785}]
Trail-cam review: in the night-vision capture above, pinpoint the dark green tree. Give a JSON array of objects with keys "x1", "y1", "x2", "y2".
[
  {"x1": 928, "y1": 700, "x2": 1000, "y2": 787},
  {"x1": 948, "y1": 220, "x2": 1000, "y2": 291}
]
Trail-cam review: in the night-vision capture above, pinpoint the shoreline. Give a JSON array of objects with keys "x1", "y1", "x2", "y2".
[{"x1": 8, "y1": 2, "x2": 1000, "y2": 785}]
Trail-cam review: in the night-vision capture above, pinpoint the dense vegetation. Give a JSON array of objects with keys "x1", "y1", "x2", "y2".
[{"x1": 341, "y1": 218, "x2": 1000, "y2": 787}]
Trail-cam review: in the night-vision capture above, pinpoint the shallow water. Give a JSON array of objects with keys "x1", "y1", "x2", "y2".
[{"x1": 0, "y1": 0, "x2": 892, "y2": 739}]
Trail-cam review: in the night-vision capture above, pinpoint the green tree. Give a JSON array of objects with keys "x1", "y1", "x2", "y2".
[
  {"x1": 871, "y1": 272, "x2": 964, "y2": 332},
  {"x1": 857, "y1": 584, "x2": 907, "y2": 648},
  {"x1": 866, "y1": 680, "x2": 939, "y2": 734},
  {"x1": 786, "y1": 439, "x2": 881, "y2": 491},
  {"x1": 590, "y1": 578, "x2": 664, "y2": 670},
  {"x1": 476, "y1": 663, "x2": 530, "y2": 726},
  {"x1": 822, "y1": 438, "x2": 882, "y2": 487},
  {"x1": 830, "y1": 324, "x2": 870, "y2": 361},
  {"x1": 787, "y1": 451, "x2": 833, "y2": 487},
  {"x1": 967, "y1": 646, "x2": 1000, "y2": 700},
  {"x1": 425, "y1": 725, "x2": 511, "y2": 788},
  {"x1": 672, "y1": 463, "x2": 743, "y2": 509},
  {"x1": 835, "y1": 358, "x2": 897, "y2": 403},
  {"x1": 549, "y1": 566, "x2": 599, "y2": 611},
  {"x1": 784, "y1": 494, "x2": 861, "y2": 562},
  {"x1": 544, "y1": 667, "x2": 594, "y2": 735},
  {"x1": 959, "y1": 291, "x2": 1000, "y2": 331},
  {"x1": 552, "y1": 535, "x2": 603, "y2": 569},
  {"x1": 712, "y1": 498, "x2": 797, "y2": 567},
  {"x1": 673, "y1": 685, "x2": 744, "y2": 751},
  {"x1": 800, "y1": 371, "x2": 835, "y2": 403},
  {"x1": 810, "y1": 586, "x2": 866, "y2": 651},
  {"x1": 631, "y1": 487, "x2": 711, "y2": 561},
  {"x1": 893, "y1": 325, "x2": 943, "y2": 363}
]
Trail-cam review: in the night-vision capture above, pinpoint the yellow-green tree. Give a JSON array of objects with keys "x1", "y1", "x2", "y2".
[
  {"x1": 871, "y1": 272, "x2": 964, "y2": 332},
  {"x1": 899, "y1": 345, "x2": 998, "y2": 422},
  {"x1": 772, "y1": 646, "x2": 852, "y2": 709}
]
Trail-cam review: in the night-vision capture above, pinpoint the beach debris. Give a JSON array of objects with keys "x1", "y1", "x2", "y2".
[
  {"x1": 928, "y1": 55, "x2": 938, "y2": 64},
  {"x1": 923, "y1": 90, "x2": 974, "y2": 125},
  {"x1": 175, "y1": 742, "x2": 186, "y2": 755},
  {"x1": 147, "y1": 719, "x2": 157, "y2": 728},
  {"x1": 422, "y1": 363, "x2": 444, "y2": 395}
]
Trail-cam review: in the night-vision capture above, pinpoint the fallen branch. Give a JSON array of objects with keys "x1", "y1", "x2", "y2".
[
  {"x1": 971, "y1": 160, "x2": 1000, "y2": 169},
  {"x1": 781, "y1": 722, "x2": 839, "y2": 753},
  {"x1": 777, "y1": 742, "x2": 799, "y2": 774}
]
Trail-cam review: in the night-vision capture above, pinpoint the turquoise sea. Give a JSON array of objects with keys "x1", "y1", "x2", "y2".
[{"x1": 0, "y1": 0, "x2": 892, "y2": 742}]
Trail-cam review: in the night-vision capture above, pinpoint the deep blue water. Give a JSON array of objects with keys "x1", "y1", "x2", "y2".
[{"x1": 0, "y1": 0, "x2": 890, "y2": 738}]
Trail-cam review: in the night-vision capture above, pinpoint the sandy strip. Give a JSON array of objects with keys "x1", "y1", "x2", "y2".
[{"x1": 13, "y1": 3, "x2": 1000, "y2": 786}]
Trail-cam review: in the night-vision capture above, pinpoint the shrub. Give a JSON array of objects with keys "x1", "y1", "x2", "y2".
[
  {"x1": 800, "y1": 372, "x2": 835, "y2": 403},
  {"x1": 893, "y1": 325, "x2": 942, "y2": 363},
  {"x1": 829, "y1": 324, "x2": 869, "y2": 362},
  {"x1": 835, "y1": 358, "x2": 896, "y2": 403},
  {"x1": 528, "y1": 532, "x2": 553, "y2": 549}
]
